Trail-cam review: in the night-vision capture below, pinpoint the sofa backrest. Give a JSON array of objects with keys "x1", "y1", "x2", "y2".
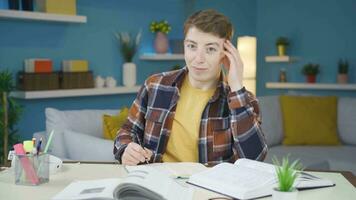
[
  {"x1": 258, "y1": 96, "x2": 283, "y2": 147},
  {"x1": 258, "y1": 96, "x2": 356, "y2": 147},
  {"x1": 338, "y1": 97, "x2": 356, "y2": 145},
  {"x1": 45, "y1": 108, "x2": 119, "y2": 159}
]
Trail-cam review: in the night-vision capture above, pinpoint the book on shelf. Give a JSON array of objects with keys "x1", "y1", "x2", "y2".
[
  {"x1": 52, "y1": 166, "x2": 193, "y2": 200},
  {"x1": 24, "y1": 58, "x2": 53, "y2": 73},
  {"x1": 35, "y1": 0, "x2": 77, "y2": 15},
  {"x1": 62, "y1": 60, "x2": 89, "y2": 72},
  {"x1": 187, "y1": 158, "x2": 335, "y2": 200}
]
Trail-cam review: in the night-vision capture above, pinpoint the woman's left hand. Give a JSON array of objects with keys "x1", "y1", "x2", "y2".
[{"x1": 222, "y1": 40, "x2": 244, "y2": 91}]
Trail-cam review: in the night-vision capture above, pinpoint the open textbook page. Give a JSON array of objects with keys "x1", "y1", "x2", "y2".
[
  {"x1": 116, "y1": 165, "x2": 193, "y2": 199},
  {"x1": 52, "y1": 178, "x2": 121, "y2": 200},
  {"x1": 187, "y1": 158, "x2": 334, "y2": 200},
  {"x1": 52, "y1": 166, "x2": 193, "y2": 200},
  {"x1": 125, "y1": 162, "x2": 208, "y2": 178}
]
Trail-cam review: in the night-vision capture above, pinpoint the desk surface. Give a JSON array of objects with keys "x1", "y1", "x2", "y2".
[{"x1": 0, "y1": 163, "x2": 356, "y2": 200}]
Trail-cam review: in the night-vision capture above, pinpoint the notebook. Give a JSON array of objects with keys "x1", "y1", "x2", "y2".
[{"x1": 187, "y1": 158, "x2": 335, "y2": 200}]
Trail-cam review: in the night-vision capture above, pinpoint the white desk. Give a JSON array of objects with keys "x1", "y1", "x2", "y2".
[{"x1": 0, "y1": 163, "x2": 355, "y2": 200}]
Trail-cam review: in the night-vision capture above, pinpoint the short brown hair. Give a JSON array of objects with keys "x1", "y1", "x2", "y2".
[{"x1": 183, "y1": 9, "x2": 233, "y2": 40}]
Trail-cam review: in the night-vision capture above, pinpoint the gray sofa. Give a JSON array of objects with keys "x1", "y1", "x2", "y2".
[
  {"x1": 260, "y1": 96, "x2": 356, "y2": 175},
  {"x1": 34, "y1": 96, "x2": 356, "y2": 174},
  {"x1": 34, "y1": 108, "x2": 118, "y2": 162}
]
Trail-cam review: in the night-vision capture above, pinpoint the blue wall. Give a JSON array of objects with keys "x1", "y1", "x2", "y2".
[
  {"x1": 0, "y1": 0, "x2": 257, "y2": 140},
  {"x1": 193, "y1": 0, "x2": 257, "y2": 38},
  {"x1": 2, "y1": 0, "x2": 355, "y2": 140},
  {"x1": 256, "y1": 0, "x2": 356, "y2": 97}
]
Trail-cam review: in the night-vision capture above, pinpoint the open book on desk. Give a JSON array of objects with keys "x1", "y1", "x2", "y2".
[
  {"x1": 52, "y1": 166, "x2": 193, "y2": 200},
  {"x1": 187, "y1": 158, "x2": 335, "y2": 200},
  {"x1": 125, "y1": 162, "x2": 208, "y2": 179}
]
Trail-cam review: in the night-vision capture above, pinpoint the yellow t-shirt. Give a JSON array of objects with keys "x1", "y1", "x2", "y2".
[{"x1": 162, "y1": 76, "x2": 215, "y2": 162}]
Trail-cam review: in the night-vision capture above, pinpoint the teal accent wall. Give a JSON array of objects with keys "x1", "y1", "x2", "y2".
[
  {"x1": 1, "y1": 0, "x2": 355, "y2": 140},
  {"x1": 193, "y1": 0, "x2": 257, "y2": 38},
  {"x1": 0, "y1": 0, "x2": 257, "y2": 139},
  {"x1": 256, "y1": 0, "x2": 356, "y2": 97}
]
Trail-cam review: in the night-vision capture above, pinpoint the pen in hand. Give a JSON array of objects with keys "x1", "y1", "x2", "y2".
[{"x1": 134, "y1": 134, "x2": 149, "y2": 164}]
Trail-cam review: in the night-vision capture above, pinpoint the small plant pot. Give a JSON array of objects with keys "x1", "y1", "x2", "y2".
[
  {"x1": 272, "y1": 188, "x2": 298, "y2": 200},
  {"x1": 337, "y1": 74, "x2": 348, "y2": 84},
  {"x1": 306, "y1": 75, "x2": 316, "y2": 83},
  {"x1": 277, "y1": 45, "x2": 286, "y2": 56},
  {"x1": 154, "y1": 32, "x2": 169, "y2": 54}
]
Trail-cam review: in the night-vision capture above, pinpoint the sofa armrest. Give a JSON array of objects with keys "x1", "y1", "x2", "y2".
[{"x1": 33, "y1": 131, "x2": 46, "y2": 139}]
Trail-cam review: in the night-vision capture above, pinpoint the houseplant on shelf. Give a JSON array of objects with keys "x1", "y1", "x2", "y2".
[
  {"x1": 115, "y1": 30, "x2": 142, "y2": 87},
  {"x1": 150, "y1": 20, "x2": 171, "y2": 54},
  {"x1": 337, "y1": 59, "x2": 349, "y2": 84},
  {"x1": 276, "y1": 37, "x2": 289, "y2": 56},
  {"x1": 301, "y1": 63, "x2": 320, "y2": 83},
  {"x1": 272, "y1": 156, "x2": 303, "y2": 200},
  {"x1": 0, "y1": 70, "x2": 22, "y2": 166}
]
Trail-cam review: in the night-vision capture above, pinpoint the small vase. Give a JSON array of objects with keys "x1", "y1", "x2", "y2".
[
  {"x1": 306, "y1": 75, "x2": 316, "y2": 83},
  {"x1": 95, "y1": 76, "x2": 105, "y2": 88},
  {"x1": 337, "y1": 74, "x2": 348, "y2": 84},
  {"x1": 277, "y1": 45, "x2": 286, "y2": 56},
  {"x1": 105, "y1": 76, "x2": 117, "y2": 88},
  {"x1": 279, "y1": 68, "x2": 287, "y2": 82},
  {"x1": 154, "y1": 32, "x2": 169, "y2": 54},
  {"x1": 272, "y1": 188, "x2": 298, "y2": 200},
  {"x1": 123, "y1": 62, "x2": 136, "y2": 87}
]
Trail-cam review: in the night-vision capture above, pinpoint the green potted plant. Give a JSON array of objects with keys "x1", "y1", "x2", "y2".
[
  {"x1": 150, "y1": 20, "x2": 171, "y2": 54},
  {"x1": 276, "y1": 37, "x2": 289, "y2": 56},
  {"x1": 0, "y1": 70, "x2": 23, "y2": 166},
  {"x1": 171, "y1": 64, "x2": 181, "y2": 71},
  {"x1": 272, "y1": 156, "x2": 303, "y2": 200},
  {"x1": 115, "y1": 31, "x2": 142, "y2": 63},
  {"x1": 115, "y1": 30, "x2": 142, "y2": 87},
  {"x1": 301, "y1": 63, "x2": 320, "y2": 83},
  {"x1": 337, "y1": 59, "x2": 349, "y2": 84}
]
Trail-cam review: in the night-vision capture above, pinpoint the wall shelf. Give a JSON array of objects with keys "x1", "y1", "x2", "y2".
[
  {"x1": 140, "y1": 53, "x2": 184, "y2": 61},
  {"x1": 266, "y1": 82, "x2": 356, "y2": 90},
  {"x1": 265, "y1": 56, "x2": 298, "y2": 63},
  {"x1": 10, "y1": 86, "x2": 141, "y2": 99},
  {"x1": 0, "y1": 9, "x2": 87, "y2": 23}
]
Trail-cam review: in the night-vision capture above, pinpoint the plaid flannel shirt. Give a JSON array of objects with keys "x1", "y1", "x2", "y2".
[{"x1": 114, "y1": 67, "x2": 267, "y2": 165}]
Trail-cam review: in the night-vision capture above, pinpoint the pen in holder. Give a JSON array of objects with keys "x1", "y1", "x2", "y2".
[{"x1": 14, "y1": 153, "x2": 49, "y2": 185}]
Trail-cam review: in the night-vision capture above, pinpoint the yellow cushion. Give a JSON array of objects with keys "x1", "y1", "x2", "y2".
[
  {"x1": 280, "y1": 96, "x2": 340, "y2": 145},
  {"x1": 103, "y1": 107, "x2": 129, "y2": 140}
]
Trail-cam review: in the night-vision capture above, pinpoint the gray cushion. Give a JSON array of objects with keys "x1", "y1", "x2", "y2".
[
  {"x1": 63, "y1": 129, "x2": 116, "y2": 161},
  {"x1": 338, "y1": 98, "x2": 356, "y2": 145},
  {"x1": 258, "y1": 96, "x2": 283, "y2": 147},
  {"x1": 265, "y1": 145, "x2": 356, "y2": 174},
  {"x1": 45, "y1": 108, "x2": 118, "y2": 159}
]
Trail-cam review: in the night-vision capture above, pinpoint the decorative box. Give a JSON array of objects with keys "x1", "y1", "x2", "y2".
[
  {"x1": 17, "y1": 72, "x2": 60, "y2": 91},
  {"x1": 60, "y1": 71, "x2": 94, "y2": 89}
]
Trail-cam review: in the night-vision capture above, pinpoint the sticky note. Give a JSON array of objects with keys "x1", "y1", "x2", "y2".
[{"x1": 23, "y1": 140, "x2": 34, "y2": 153}]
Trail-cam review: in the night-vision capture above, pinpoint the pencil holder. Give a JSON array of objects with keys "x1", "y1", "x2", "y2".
[{"x1": 14, "y1": 153, "x2": 49, "y2": 185}]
